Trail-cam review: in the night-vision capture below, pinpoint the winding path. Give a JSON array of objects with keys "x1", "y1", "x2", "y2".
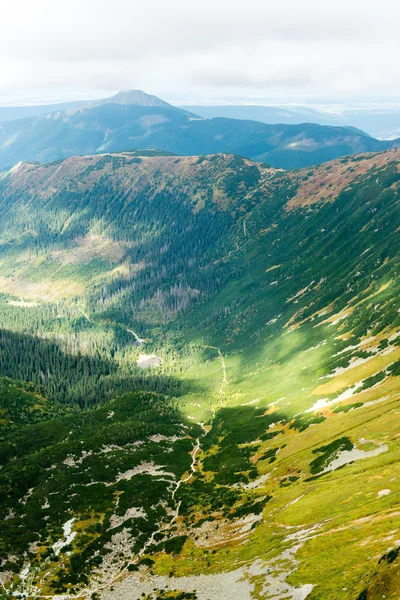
[
  {"x1": 204, "y1": 344, "x2": 228, "y2": 399},
  {"x1": 126, "y1": 329, "x2": 147, "y2": 346},
  {"x1": 80, "y1": 349, "x2": 228, "y2": 598},
  {"x1": 22, "y1": 344, "x2": 228, "y2": 599}
]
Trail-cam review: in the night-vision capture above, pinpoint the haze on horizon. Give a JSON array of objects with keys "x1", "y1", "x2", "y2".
[{"x1": 0, "y1": 0, "x2": 399, "y2": 109}]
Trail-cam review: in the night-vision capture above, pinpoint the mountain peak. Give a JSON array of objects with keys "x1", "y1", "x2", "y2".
[{"x1": 91, "y1": 89, "x2": 173, "y2": 108}]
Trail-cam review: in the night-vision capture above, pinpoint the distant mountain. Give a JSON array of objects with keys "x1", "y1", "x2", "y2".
[
  {"x1": 2, "y1": 96, "x2": 400, "y2": 142},
  {"x1": 0, "y1": 90, "x2": 173, "y2": 122},
  {"x1": 335, "y1": 108, "x2": 400, "y2": 140},
  {"x1": 0, "y1": 100, "x2": 88, "y2": 122},
  {"x1": 182, "y1": 104, "x2": 400, "y2": 141},
  {"x1": 0, "y1": 89, "x2": 398, "y2": 170},
  {"x1": 89, "y1": 89, "x2": 178, "y2": 109},
  {"x1": 180, "y1": 104, "x2": 339, "y2": 126},
  {"x1": 0, "y1": 91, "x2": 185, "y2": 124}
]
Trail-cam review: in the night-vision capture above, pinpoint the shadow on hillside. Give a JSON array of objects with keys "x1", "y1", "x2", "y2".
[{"x1": 0, "y1": 328, "x2": 207, "y2": 408}]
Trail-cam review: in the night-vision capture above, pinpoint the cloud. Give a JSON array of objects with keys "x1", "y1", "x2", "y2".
[{"x1": 0, "y1": 0, "x2": 399, "y2": 104}]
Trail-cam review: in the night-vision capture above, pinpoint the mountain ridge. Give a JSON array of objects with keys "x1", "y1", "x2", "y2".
[
  {"x1": 181, "y1": 103, "x2": 400, "y2": 141},
  {"x1": 0, "y1": 147, "x2": 400, "y2": 598},
  {"x1": 0, "y1": 89, "x2": 398, "y2": 171},
  {"x1": 89, "y1": 89, "x2": 181, "y2": 109}
]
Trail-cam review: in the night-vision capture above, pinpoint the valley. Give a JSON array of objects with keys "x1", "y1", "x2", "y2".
[{"x1": 0, "y1": 147, "x2": 400, "y2": 599}]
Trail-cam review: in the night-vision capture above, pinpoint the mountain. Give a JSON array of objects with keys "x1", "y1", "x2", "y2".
[
  {"x1": 89, "y1": 89, "x2": 179, "y2": 109},
  {"x1": 0, "y1": 100, "x2": 89, "y2": 122},
  {"x1": 334, "y1": 107, "x2": 400, "y2": 140},
  {"x1": 182, "y1": 103, "x2": 400, "y2": 141},
  {"x1": 0, "y1": 90, "x2": 174, "y2": 122},
  {"x1": 180, "y1": 103, "x2": 339, "y2": 126},
  {"x1": 0, "y1": 90, "x2": 398, "y2": 171},
  {"x1": 0, "y1": 90, "x2": 179, "y2": 124},
  {"x1": 0, "y1": 147, "x2": 400, "y2": 598}
]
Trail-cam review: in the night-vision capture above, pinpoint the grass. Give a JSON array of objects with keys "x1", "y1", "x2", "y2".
[{"x1": 1, "y1": 150, "x2": 400, "y2": 597}]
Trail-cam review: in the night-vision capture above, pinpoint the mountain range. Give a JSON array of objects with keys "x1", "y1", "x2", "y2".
[
  {"x1": 181, "y1": 104, "x2": 400, "y2": 140},
  {"x1": 3, "y1": 95, "x2": 400, "y2": 142},
  {"x1": 0, "y1": 100, "x2": 87, "y2": 122},
  {"x1": 0, "y1": 145, "x2": 400, "y2": 598},
  {"x1": 0, "y1": 90, "x2": 399, "y2": 171}
]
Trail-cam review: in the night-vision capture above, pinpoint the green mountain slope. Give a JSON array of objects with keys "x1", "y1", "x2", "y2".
[
  {"x1": 0, "y1": 375, "x2": 50, "y2": 431},
  {"x1": 0, "y1": 90, "x2": 397, "y2": 171},
  {"x1": 0, "y1": 148, "x2": 400, "y2": 599}
]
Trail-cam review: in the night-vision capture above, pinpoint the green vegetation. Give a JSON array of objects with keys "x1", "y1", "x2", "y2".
[
  {"x1": 0, "y1": 149, "x2": 400, "y2": 598},
  {"x1": 0, "y1": 389, "x2": 195, "y2": 594}
]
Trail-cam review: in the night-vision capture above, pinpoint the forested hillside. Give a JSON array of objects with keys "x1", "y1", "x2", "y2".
[{"x1": 0, "y1": 148, "x2": 400, "y2": 599}]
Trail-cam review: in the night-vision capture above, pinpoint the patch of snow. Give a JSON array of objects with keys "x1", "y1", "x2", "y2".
[
  {"x1": 241, "y1": 398, "x2": 261, "y2": 406},
  {"x1": 286, "y1": 281, "x2": 315, "y2": 304},
  {"x1": 101, "y1": 557, "x2": 312, "y2": 600},
  {"x1": 382, "y1": 345, "x2": 396, "y2": 356},
  {"x1": 329, "y1": 355, "x2": 375, "y2": 377},
  {"x1": 306, "y1": 378, "x2": 369, "y2": 413},
  {"x1": 285, "y1": 495, "x2": 305, "y2": 508},
  {"x1": 136, "y1": 353, "x2": 163, "y2": 368},
  {"x1": 109, "y1": 507, "x2": 146, "y2": 530},
  {"x1": 115, "y1": 461, "x2": 175, "y2": 482},
  {"x1": 322, "y1": 440, "x2": 388, "y2": 474},
  {"x1": 19, "y1": 563, "x2": 30, "y2": 584},
  {"x1": 305, "y1": 340, "x2": 327, "y2": 352},
  {"x1": 388, "y1": 331, "x2": 400, "y2": 342},
  {"x1": 362, "y1": 395, "x2": 390, "y2": 408},
  {"x1": 52, "y1": 518, "x2": 77, "y2": 556},
  {"x1": 148, "y1": 434, "x2": 181, "y2": 443},
  {"x1": 46, "y1": 163, "x2": 63, "y2": 184},
  {"x1": 329, "y1": 311, "x2": 351, "y2": 325},
  {"x1": 333, "y1": 336, "x2": 376, "y2": 356},
  {"x1": 232, "y1": 473, "x2": 270, "y2": 490},
  {"x1": 305, "y1": 398, "x2": 329, "y2": 412}
]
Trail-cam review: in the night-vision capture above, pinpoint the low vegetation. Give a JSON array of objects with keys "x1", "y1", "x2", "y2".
[{"x1": 0, "y1": 149, "x2": 400, "y2": 598}]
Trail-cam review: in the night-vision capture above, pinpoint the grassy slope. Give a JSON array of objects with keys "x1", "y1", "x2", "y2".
[
  {"x1": 0, "y1": 149, "x2": 400, "y2": 598},
  {"x1": 166, "y1": 149, "x2": 400, "y2": 598},
  {"x1": 0, "y1": 152, "x2": 266, "y2": 301}
]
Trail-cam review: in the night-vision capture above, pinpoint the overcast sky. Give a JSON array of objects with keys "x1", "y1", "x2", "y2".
[{"x1": 0, "y1": 0, "x2": 399, "y2": 106}]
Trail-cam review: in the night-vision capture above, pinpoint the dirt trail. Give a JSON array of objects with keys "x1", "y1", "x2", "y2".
[
  {"x1": 204, "y1": 344, "x2": 228, "y2": 398},
  {"x1": 126, "y1": 328, "x2": 146, "y2": 345},
  {"x1": 78, "y1": 308, "x2": 91, "y2": 322},
  {"x1": 76, "y1": 424, "x2": 209, "y2": 599},
  {"x1": 78, "y1": 349, "x2": 228, "y2": 598},
  {"x1": 24, "y1": 346, "x2": 227, "y2": 599},
  {"x1": 46, "y1": 163, "x2": 63, "y2": 184}
]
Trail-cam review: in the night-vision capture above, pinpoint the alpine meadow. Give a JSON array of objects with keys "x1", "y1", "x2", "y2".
[{"x1": 1, "y1": 2, "x2": 400, "y2": 600}]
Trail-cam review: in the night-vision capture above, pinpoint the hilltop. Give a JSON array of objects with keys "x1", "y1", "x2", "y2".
[{"x1": 89, "y1": 89, "x2": 181, "y2": 109}]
